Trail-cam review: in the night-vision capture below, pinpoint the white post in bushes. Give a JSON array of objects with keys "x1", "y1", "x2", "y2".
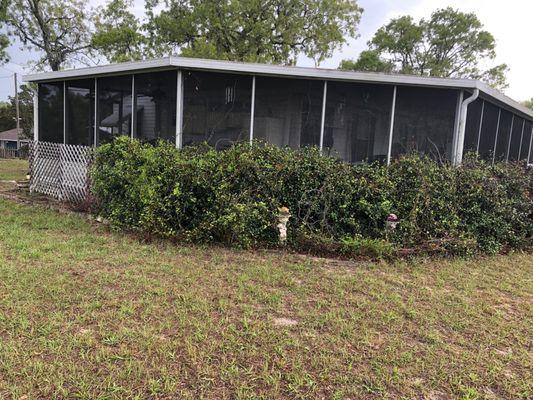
[
  {"x1": 176, "y1": 70, "x2": 184, "y2": 149},
  {"x1": 319, "y1": 80, "x2": 327, "y2": 152},
  {"x1": 249, "y1": 75, "x2": 256, "y2": 145},
  {"x1": 476, "y1": 100, "x2": 485, "y2": 154},
  {"x1": 492, "y1": 108, "x2": 501, "y2": 164},
  {"x1": 386, "y1": 85, "x2": 397, "y2": 165}
]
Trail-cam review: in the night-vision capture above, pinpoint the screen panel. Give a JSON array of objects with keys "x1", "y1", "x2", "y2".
[
  {"x1": 478, "y1": 102, "x2": 499, "y2": 161},
  {"x1": 66, "y1": 79, "x2": 94, "y2": 146},
  {"x1": 508, "y1": 116, "x2": 524, "y2": 162},
  {"x1": 38, "y1": 82, "x2": 64, "y2": 143},
  {"x1": 253, "y1": 76, "x2": 323, "y2": 149},
  {"x1": 133, "y1": 71, "x2": 177, "y2": 144},
  {"x1": 182, "y1": 70, "x2": 252, "y2": 150},
  {"x1": 521, "y1": 120, "x2": 532, "y2": 162},
  {"x1": 324, "y1": 81, "x2": 392, "y2": 163},
  {"x1": 493, "y1": 110, "x2": 512, "y2": 162},
  {"x1": 97, "y1": 75, "x2": 132, "y2": 145},
  {"x1": 391, "y1": 86, "x2": 457, "y2": 161},
  {"x1": 463, "y1": 98, "x2": 483, "y2": 154}
]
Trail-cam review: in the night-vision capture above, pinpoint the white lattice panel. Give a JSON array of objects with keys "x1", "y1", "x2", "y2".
[{"x1": 29, "y1": 141, "x2": 93, "y2": 203}]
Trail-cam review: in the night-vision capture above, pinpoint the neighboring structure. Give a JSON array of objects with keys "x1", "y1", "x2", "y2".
[
  {"x1": 23, "y1": 56, "x2": 533, "y2": 165},
  {"x1": 0, "y1": 128, "x2": 29, "y2": 150}
]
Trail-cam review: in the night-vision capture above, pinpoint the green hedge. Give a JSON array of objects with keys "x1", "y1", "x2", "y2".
[{"x1": 90, "y1": 137, "x2": 533, "y2": 256}]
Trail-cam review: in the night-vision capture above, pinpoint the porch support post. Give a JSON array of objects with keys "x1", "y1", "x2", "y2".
[
  {"x1": 63, "y1": 81, "x2": 66, "y2": 144},
  {"x1": 175, "y1": 70, "x2": 184, "y2": 149},
  {"x1": 33, "y1": 85, "x2": 38, "y2": 141},
  {"x1": 94, "y1": 78, "x2": 98, "y2": 147},
  {"x1": 131, "y1": 74, "x2": 135, "y2": 139},
  {"x1": 386, "y1": 85, "x2": 397, "y2": 165},
  {"x1": 319, "y1": 80, "x2": 328, "y2": 152},
  {"x1": 249, "y1": 75, "x2": 256, "y2": 145}
]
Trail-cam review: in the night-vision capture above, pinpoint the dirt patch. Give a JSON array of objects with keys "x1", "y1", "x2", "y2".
[{"x1": 272, "y1": 317, "x2": 298, "y2": 327}]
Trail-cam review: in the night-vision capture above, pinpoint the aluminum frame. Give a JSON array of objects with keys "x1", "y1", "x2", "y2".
[{"x1": 24, "y1": 56, "x2": 533, "y2": 121}]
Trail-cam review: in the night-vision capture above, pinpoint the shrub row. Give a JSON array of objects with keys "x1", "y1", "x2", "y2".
[{"x1": 90, "y1": 137, "x2": 532, "y2": 256}]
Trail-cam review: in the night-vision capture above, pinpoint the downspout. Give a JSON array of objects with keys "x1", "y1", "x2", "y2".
[{"x1": 454, "y1": 89, "x2": 479, "y2": 166}]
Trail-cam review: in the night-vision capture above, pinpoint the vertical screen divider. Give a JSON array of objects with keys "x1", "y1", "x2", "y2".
[
  {"x1": 492, "y1": 108, "x2": 501, "y2": 164},
  {"x1": 518, "y1": 119, "x2": 525, "y2": 158},
  {"x1": 94, "y1": 78, "x2": 98, "y2": 147},
  {"x1": 249, "y1": 76, "x2": 256, "y2": 145},
  {"x1": 131, "y1": 75, "x2": 135, "y2": 139},
  {"x1": 176, "y1": 70, "x2": 184, "y2": 149},
  {"x1": 386, "y1": 86, "x2": 397, "y2": 165},
  {"x1": 476, "y1": 100, "x2": 485, "y2": 154},
  {"x1": 506, "y1": 115, "x2": 514, "y2": 161},
  {"x1": 319, "y1": 80, "x2": 328, "y2": 152}
]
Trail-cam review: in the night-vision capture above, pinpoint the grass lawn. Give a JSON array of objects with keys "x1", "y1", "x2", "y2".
[
  {"x1": 0, "y1": 197, "x2": 531, "y2": 399},
  {"x1": 0, "y1": 158, "x2": 28, "y2": 181}
]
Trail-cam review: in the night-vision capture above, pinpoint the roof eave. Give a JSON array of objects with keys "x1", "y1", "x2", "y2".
[{"x1": 22, "y1": 55, "x2": 533, "y2": 120}]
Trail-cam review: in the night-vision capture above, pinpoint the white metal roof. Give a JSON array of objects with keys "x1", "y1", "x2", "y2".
[{"x1": 23, "y1": 55, "x2": 533, "y2": 120}]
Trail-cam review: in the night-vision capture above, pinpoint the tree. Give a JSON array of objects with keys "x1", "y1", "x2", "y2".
[
  {"x1": 0, "y1": 101, "x2": 13, "y2": 132},
  {"x1": 0, "y1": 0, "x2": 9, "y2": 64},
  {"x1": 6, "y1": 0, "x2": 94, "y2": 71},
  {"x1": 524, "y1": 98, "x2": 533, "y2": 110},
  {"x1": 340, "y1": 8, "x2": 509, "y2": 90},
  {"x1": 0, "y1": 85, "x2": 34, "y2": 138},
  {"x1": 339, "y1": 50, "x2": 393, "y2": 73},
  {"x1": 94, "y1": 0, "x2": 363, "y2": 66},
  {"x1": 91, "y1": 0, "x2": 147, "y2": 63}
]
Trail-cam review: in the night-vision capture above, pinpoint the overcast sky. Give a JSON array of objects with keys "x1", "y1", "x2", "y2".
[{"x1": 0, "y1": 0, "x2": 531, "y2": 102}]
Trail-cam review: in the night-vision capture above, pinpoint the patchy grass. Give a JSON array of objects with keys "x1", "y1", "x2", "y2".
[
  {"x1": 0, "y1": 198, "x2": 531, "y2": 399},
  {"x1": 0, "y1": 158, "x2": 28, "y2": 181}
]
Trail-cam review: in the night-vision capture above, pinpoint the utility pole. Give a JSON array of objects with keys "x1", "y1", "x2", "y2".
[{"x1": 14, "y1": 73, "x2": 20, "y2": 149}]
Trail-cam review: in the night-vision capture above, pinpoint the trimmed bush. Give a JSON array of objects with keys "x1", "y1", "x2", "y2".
[{"x1": 90, "y1": 137, "x2": 533, "y2": 256}]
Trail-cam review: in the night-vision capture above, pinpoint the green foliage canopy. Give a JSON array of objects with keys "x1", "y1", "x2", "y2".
[
  {"x1": 0, "y1": 0, "x2": 9, "y2": 64},
  {"x1": 0, "y1": 84, "x2": 34, "y2": 138},
  {"x1": 91, "y1": 0, "x2": 147, "y2": 63},
  {"x1": 92, "y1": 0, "x2": 363, "y2": 65},
  {"x1": 6, "y1": 0, "x2": 93, "y2": 70},
  {"x1": 340, "y1": 8, "x2": 509, "y2": 89}
]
